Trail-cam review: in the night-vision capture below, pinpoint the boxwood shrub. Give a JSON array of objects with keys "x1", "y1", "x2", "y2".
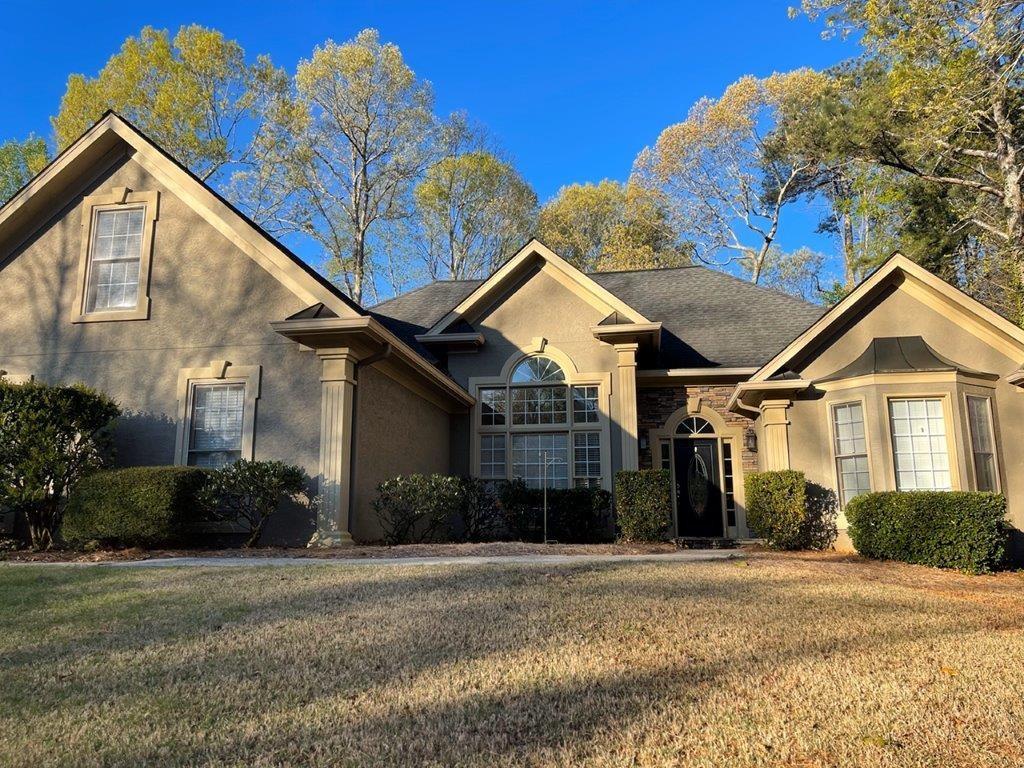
[
  {"x1": 614, "y1": 469, "x2": 671, "y2": 542},
  {"x1": 63, "y1": 466, "x2": 211, "y2": 548},
  {"x1": 745, "y1": 470, "x2": 837, "y2": 550},
  {"x1": 845, "y1": 491, "x2": 1008, "y2": 573}
]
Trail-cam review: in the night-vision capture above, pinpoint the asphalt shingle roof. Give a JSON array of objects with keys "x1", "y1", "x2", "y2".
[{"x1": 369, "y1": 266, "x2": 824, "y2": 369}]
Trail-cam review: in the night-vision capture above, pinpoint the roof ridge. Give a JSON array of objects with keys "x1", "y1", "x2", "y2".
[{"x1": 585, "y1": 264, "x2": 702, "y2": 276}]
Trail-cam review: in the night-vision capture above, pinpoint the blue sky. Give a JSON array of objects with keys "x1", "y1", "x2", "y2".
[{"x1": 0, "y1": 0, "x2": 858, "y2": 293}]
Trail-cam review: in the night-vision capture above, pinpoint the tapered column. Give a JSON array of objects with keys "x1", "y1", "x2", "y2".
[
  {"x1": 760, "y1": 399, "x2": 792, "y2": 471},
  {"x1": 615, "y1": 343, "x2": 640, "y2": 471},
  {"x1": 308, "y1": 348, "x2": 358, "y2": 547}
]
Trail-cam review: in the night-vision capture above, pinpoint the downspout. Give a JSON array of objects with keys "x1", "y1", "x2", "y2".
[{"x1": 345, "y1": 344, "x2": 392, "y2": 532}]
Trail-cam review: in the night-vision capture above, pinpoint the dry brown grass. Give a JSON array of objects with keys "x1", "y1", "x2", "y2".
[{"x1": 1, "y1": 553, "x2": 1022, "y2": 767}]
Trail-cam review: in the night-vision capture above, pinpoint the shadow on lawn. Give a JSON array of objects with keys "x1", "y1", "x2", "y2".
[{"x1": 2, "y1": 560, "x2": 1022, "y2": 766}]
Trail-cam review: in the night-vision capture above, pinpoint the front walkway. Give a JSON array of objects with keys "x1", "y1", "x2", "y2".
[{"x1": 3, "y1": 550, "x2": 741, "y2": 569}]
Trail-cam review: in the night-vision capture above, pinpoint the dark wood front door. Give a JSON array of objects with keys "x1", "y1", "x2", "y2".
[{"x1": 673, "y1": 438, "x2": 724, "y2": 537}]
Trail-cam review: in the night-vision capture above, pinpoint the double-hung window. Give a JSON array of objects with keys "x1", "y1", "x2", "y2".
[
  {"x1": 889, "y1": 398, "x2": 951, "y2": 491},
  {"x1": 187, "y1": 383, "x2": 246, "y2": 469},
  {"x1": 831, "y1": 401, "x2": 871, "y2": 506},
  {"x1": 85, "y1": 208, "x2": 146, "y2": 313},
  {"x1": 966, "y1": 395, "x2": 999, "y2": 492},
  {"x1": 75, "y1": 189, "x2": 158, "y2": 322}
]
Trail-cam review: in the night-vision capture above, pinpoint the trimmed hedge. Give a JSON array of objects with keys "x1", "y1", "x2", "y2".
[
  {"x1": 615, "y1": 469, "x2": 671, "y2": 542},
  {"x1": 498, "y1": 479, "x2": 613, "y2": 543},
  {"x1": 64, "y1": 466, "x2": 210, "y2": 548},
  {"x1": 745, "y1": 470, "x2": 836, "y2": 550},
  {"x1": 845, "y1": 491, "x2": 1008, "y2": 573}
]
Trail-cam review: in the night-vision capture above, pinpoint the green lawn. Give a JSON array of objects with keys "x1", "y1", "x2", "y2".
[{"x1": 1, "y1": 554, "x2": 1022, "y2": 767}]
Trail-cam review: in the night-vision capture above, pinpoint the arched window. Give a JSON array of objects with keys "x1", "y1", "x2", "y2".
[
  {"x1": 511, "y1": 357, "x2": 565, "y2": 383},
  {"x1": 676, "y1": 416, "x2": 715, "y2": 436},
  {"x1": 477, "y1": 354, "x2": 603, "y2": 490}
]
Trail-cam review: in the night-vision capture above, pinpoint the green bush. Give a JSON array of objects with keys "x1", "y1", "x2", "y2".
[
  {"x1": 497, "y1": 479, "x2": 613, "y2": 543},
  {"x1": 845, "y1": 491, "x2": 1008, "y2": 573},
  {"x1": 202, "y1": 460, "x2": 307, "y2": 547},
  {"x1": 0, "y1": 379, "x2": 121, "y2": 549},
  {"x1": 373, "y1": 474, "x2": 465, "y2": 545},
  {"x1": 454, "y1": 477, "x2": 501, "y2": 542},
  {"x1": 614, "y1": 470, "x2": 672, "y2": 542},
  {"x1": 745, "y1": 471, "x2": 837, "y2": 550},
  {"x1": 64, "y1": 466, "x2": 210, "y2": 548}
]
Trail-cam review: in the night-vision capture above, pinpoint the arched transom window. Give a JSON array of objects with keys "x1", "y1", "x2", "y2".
[
  {"x1": 676, "y1": 416, "x2": 715, "y2": 436},
  {"x1": 477, "y1": 355, "x2": 603, "y2": 490}
]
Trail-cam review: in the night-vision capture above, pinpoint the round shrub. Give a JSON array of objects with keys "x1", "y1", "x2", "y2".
[{"x1": 745, "y1": 470, "x2": 836, "y2": 550}]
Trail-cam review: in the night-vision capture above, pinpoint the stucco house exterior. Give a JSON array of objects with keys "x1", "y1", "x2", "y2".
[{"x1": 2, "y1": 113, "x2": 1023, "y2": 551}]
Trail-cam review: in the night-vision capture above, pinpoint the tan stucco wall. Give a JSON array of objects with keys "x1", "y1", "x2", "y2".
[
  {"x1": 781, "y1": 283, "x2": 1024, "y2": 545},
  {"x1": 445, "y1": 264, "x2": 626, "y2": 477},
  {"x1": 0, "y1": 149, "x2": 455, "y2": 545},
  {"x1": 351, "y1": 365, "x2": 451, "y2": 542},
  {"x1": 0, "y1": 154, "x2": 324, "y2": 543}
]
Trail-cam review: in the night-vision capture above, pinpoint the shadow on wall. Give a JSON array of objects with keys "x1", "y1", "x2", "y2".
[{"x1": 116, "y1": 410, "x2": 178, "y2": 466}]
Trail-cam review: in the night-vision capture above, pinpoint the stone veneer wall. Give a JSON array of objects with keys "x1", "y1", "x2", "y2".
[{"x1": 637, "y1": 384, "x2": 758, "y2": 472}]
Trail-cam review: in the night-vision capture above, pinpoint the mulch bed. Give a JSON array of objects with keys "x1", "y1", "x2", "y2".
[{"x1": 0, "y1": 540, "x2": 681, "y2": 563}]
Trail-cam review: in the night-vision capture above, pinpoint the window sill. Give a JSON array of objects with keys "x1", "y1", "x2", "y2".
[{"x1": 71, "y1": 302, "x2": 151, "y2": 323}]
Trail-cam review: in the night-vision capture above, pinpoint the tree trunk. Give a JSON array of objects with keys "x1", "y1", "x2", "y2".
[
  {"x1": 244, "y1": 517, "x2": 268, "y2": 548},
  {"x1": 351, "y1": 231, "x2": 366, "y2": 304}
]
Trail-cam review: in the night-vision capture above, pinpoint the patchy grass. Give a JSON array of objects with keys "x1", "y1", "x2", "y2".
[{"x1": 0, "y1": 554, "x2": 1022, "y2": 767}]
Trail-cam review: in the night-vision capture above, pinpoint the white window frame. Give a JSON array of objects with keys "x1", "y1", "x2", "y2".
[
  {"x1": 964, "y1": 394, "x2": 1000, "y2": 492},
  {"x1": 572, "y1": 431, "x2": 602, "y2": 488},
  {"x1": 470, "y1": 350, "x2": 612, "y2": 490},
  {"x1": 885, "y1": 395, "x2": 958, "y2": 492},
  {"x1": 73, "y1": 188, "x2": 159, "y2": 323},
  {"x1": 828, "y1": 399, "x2": 872, "y2": 507},
  {"x1": 174, "y1": 362, "x2": 261, "y2": 466}
]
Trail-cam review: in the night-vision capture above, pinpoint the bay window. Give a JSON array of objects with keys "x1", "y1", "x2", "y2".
[
  {"x1": 831, "y1": 401, "x2": 871, "y2": 506},
  {"x1": 966, "y1": 395, "x2": 999, "y2": 491},
  {"x1": 888, "y1": 398, "x2": 951, "y2": 491}
]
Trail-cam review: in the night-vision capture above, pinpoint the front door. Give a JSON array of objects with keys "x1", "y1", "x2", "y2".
[{"x1": 673, "y1": 438, "x2": 724, "y2": 537}]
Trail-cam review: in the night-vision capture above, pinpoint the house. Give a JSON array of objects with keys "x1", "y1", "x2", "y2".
[{"x1": 2, "y1": 113, "x2": 1023, "y2": 552}]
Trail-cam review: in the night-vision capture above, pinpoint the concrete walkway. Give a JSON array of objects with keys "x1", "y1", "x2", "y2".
[{"x1": 3, "y1": 550, "x2": 741, "y2": 569}]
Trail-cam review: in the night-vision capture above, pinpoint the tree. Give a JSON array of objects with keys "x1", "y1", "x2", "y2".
[
  {"x1": 414, "y1": 115, "x2": 537, "y2": 279},
  {"x1": 252, "y1": 29, "x2": 435, "y2": 303},
  {"x1": 537, "y1": 180, "x2": 689, "y2": 271},
  {"x1": 0, "y1": 380, "x2": 120, "y2": 550},
  {"x1": 0, "y1": 137, "x2": 49, "y2": 204},
  {"x1": 634, "y1": 70, "x2": 830, "y2": 283},
  {"x1": 794, "y1": 0, "x2": 1024, "y2": 322},
  {"x1": 52, "y1": 25, "x2": 285, "y2": 184}
]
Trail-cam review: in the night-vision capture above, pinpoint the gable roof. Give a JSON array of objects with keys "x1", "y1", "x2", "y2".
[
  {"x1": 749, "y1": 253, "x2": 1024, "y2": 383},
  {"x1": 0, "y1": 111, "x2": 364, "y2": 319},
  {"x1": 421, "y1": 240, "x2": 651, "y2": 336},
  {"x1": 371, "y1": 264, "x2": 824, "y2": 369}
]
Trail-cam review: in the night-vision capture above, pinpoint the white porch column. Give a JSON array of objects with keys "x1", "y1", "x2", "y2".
[
  {"x1": 760, "y1": 399, "x2": 792, "y2": 471},
  {"x1": 308, "y1": 348, "x2": 358, "y2": 547},
  {"x1": 615, "y1": 343, "x2": 640, "y2": 471}
]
